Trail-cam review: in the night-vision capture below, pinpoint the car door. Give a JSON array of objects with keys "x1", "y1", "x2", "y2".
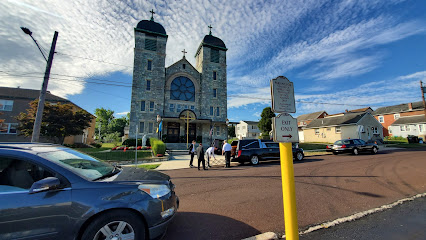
[
  {"x1": 0, "y1": 157, "x2": 72, "y2": 240},
  {"x1": 264, "y1": 142, "x2": 280, "y2": 160},
  {"x1": 356, "y1": 139, "x2": 369, "y2": 152}
]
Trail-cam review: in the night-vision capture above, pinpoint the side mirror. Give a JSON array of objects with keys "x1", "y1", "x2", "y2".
[{"x1": 29, "y1": 177, "x2": 60, "y2": 194}]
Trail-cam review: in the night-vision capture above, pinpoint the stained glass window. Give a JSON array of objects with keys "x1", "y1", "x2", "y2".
[{"x1": 170, "y1": 76, "x2": 195, "y2": 101}]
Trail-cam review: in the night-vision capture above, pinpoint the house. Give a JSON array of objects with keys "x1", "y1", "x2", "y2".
[
  {"x1": 388, "y1": 114, "x2": 426, "y2": 139},
  {"x1": 372, "y1": 101, "x2": 425, "y2": 137},
  {"x1": 303, "y1": 112, "x2": 383, "y2": 143},
  {"x1": 0, "y1": 87, "x2": 96, "y2": 144},
  {"x1": 297, "y1": 111, "x2": 328, "y2": 142},
  {"x1": 236, "y1": 121, "x2": 261, "y2": 139}
]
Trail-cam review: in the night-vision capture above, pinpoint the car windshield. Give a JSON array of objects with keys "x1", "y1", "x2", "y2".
[
  {"x1": 37, "y1": 147, "x2": 114, "y2": 180},
  {"x1": 334, "y1": 140, "x2": 351, "y2": 145}
]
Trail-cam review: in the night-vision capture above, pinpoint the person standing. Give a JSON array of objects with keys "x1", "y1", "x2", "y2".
[
  {"x1": 222, "y1": 140, "x2": 232, "y2": 168},
  {"x1": 196, "y1": 143, "x2": 207, "y2": 170},
  {"x1": 206, "y1": 146, "x2": 217, "y2": 168},
  {"x1": 188, "y1": 140, "x2": 196, "y2": 167}
]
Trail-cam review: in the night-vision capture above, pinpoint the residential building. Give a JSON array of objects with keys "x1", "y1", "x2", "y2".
[
  {"x1": 388, "y1": 114, "x2": 426, "y2": 139},
  {"x1": 303, "y1": 112, "x2": 383, "y2": 143},
  {"x1": 129, "y1": 14, "x2": 227, "y2": 145},
  {"x1": 236, "y1": 121, "x2": 261, "y2": 139},
  {"x1": 297, "y1": 111, "x2": 328, "y2": 142},
  {"x1": 372, "y1": 101, "x2": 425, "y2": 137},
  {"x1": 0, "y1": 87, "x2": 96, "y2": 144}
]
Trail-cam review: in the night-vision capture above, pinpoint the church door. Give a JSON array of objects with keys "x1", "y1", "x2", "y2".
[
  {"x1": 167, "y1": 122, "x2": 180, "y2": 143},
  {"x1": 186, "y1": 123, "x2": 196, "y2": 142}
]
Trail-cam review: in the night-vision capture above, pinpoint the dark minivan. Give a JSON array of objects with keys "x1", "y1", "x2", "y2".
[{"x1": 0, "y1": 143, "x2": 178, "y2": 240}]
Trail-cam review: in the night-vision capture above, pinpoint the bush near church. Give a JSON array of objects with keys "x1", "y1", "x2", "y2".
[
  {"x1": 150, "y1": 138, "x2": 166, "y2": 156},
  {"x1": 122, "y1": 138, "x2": 151, "y2": 147}
]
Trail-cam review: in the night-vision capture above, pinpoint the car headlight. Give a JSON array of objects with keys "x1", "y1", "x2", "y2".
[{"x1": 138, "y1": 184, "x2": 171, "y2": 198}]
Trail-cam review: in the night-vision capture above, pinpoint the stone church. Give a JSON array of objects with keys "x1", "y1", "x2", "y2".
[{"x1": 129, "y1": 14, "x2": 228, "y2": 146}]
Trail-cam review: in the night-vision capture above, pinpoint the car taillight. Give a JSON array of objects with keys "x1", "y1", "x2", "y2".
[
  {"x1": 341, "y1": 145, "x2": 346, "y2": 148},
  {"x1": 238, "y1": 150, "x2": 242, "y2": 157},
  {"x1": 326, "y1": 145, "x2": 329, "y2": 149}
]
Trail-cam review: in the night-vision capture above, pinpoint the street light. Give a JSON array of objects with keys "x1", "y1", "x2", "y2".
[{"x1": 21, "y1": 27, "x2": 58, "y2": 142}]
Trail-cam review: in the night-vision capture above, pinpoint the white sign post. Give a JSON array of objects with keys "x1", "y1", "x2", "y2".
[
  {"x1": 271, "y1": 76, "x2": 295, "y2": 113},
  {"x1": 273, "y1": 113, "x2": 299, "y2": 143}
]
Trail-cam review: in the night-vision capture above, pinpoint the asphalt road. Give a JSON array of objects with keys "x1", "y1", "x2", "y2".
[{"x1": 162, "y1": 149, "x2": 426, "y2": 240}]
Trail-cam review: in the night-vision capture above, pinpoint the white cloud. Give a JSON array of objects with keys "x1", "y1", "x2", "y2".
[{"x1": 115, "y1": 111, "x2": 129, "y2": 116}]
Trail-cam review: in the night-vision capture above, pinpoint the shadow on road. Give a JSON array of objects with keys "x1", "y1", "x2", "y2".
[{"x1": 165, "y1": 212, "x2": 260, "y2": 240}]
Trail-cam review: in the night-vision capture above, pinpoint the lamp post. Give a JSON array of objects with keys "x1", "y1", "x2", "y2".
[
  {"x1": 21, "y1": 27, "x2": 58, "y2": 142},
  {"x1": 226, "y1": 118, "x2": 229, "y2": 141}
]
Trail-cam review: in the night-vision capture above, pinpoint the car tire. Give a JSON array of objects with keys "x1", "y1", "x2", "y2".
[
  {"x1": 250, "y1": 155, "x2": 260, "y2": 165},
  {"x1": 332, "y1": 152, "x2": 338, "y2": 155},
  {"x1": 81, "y1": 210, "x2": 146, "y2": 240},
  {"x1": 371, "y1": 147, "x2": 378, "y2": 154},
  {"x1": 295, "y1": 152, "x2": 304, "y2": 161},
  {"x1": 353, "y1": 148, "x2": 359, "y2": 155}
]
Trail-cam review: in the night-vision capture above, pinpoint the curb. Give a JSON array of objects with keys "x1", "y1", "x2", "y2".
[{"x1": 242, "y1": 232, "x2": 278, "y2": 240}]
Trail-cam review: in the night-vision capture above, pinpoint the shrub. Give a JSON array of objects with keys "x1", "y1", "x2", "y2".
[
  {"x1": 122, "y1": 137, "x2": 151, "y2": 147},
  {"x1": 151, "y1": 138, "x2": 166, "y2": 155},
  {"x1": 90, "y1": 143, "x2": 102, "y2": 148}
]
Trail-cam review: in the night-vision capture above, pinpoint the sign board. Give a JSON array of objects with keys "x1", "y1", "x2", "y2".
[
  {"x1": 272, "y1": 113, "x2": 299, "y2": 143},
  {"x1": 271, "y1": 76, "x2": 296, "y2": 113}
]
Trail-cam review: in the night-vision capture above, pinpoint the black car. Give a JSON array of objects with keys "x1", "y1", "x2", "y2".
[
  {"x1": 0, "y1": 143, "x2": 179, "y2": 240},
  {"x1": 232, "y1": 139, "x2": 304, "y2": 165},
  {"x1": 326, "y1": 139, "x2": 379, "y2": 155}
]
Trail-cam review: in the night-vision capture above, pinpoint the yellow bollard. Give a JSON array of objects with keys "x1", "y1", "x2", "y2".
[{"x1": 279, "y1": 142, "x2": 299, "y2": 240}]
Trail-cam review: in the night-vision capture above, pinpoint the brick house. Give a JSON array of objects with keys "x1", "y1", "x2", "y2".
[
  {"x1": 372, "y1": 101, "x2": 425, "y2": 137},
  {"x1": 0, "y1": 87, "x2": 96, "y2": 144}
]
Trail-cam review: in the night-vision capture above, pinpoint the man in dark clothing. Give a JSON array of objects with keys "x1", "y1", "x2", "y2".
[
  {"x1": 188, "y1": 140, "x2": 196, "y2": 167},
  {"x1": 196, "y1": 143, "x2": 207, "y2": 170}
]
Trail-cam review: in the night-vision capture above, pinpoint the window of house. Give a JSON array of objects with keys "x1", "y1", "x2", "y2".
[
  {"x1": 400, "y1": 125, "x2": 405, "y2": 131},
  {"x1": 146, "y1": 80, "x2": 151, "y2": 91},
  {"x1": 145, "y1": 39, "x2": 157, "y2": 51},
  {"x1": 169, "y1": 104, "x2": 175, "y2": 112},
  {"x1": 170, "y1": 76, "x2": 195, "y2": 102},
  {"x1": 149, "y1": 101, "x2": 154, "y2": 112},
  {"x1": 213, "y1": 71, "x2": 217, "y2": 80},
  {"x1": 378, "y1": 116, "x2": 384, "y2": 123},
  {"x1": 210, "y1": 49, "x2": 219, "y2": 63},
  {"x1": 183, "y1": 64, "x2": 186, "y2": 69},
  {"x1": 177, "y1": 104, "x2": 182, "y2": 113},
  {"x1": 216, "y1": 126, "x2": 220, "y2": 136},
  {"x1": 237, "y1": 127, "x2": 240, "y2": 130},
  {"x1": 373, "y1": 127, "x2": 378, "y2": 134},
  {"x1": 210, "y1": 106, "x2": 213, "y2": 115},
  {"x1": 335, "y1": 127, "x2": 342, "y2": 133},
  {"x1": 0, "y1": 100, "x2": 13, "y2": 111},
  {"x1": 139, "y1": 122, "x2": 144, "y2": 133},
  {"x1": 216, "y1": 107, "x2": 220, "y2": 116},
  {"x1": 419, "y1": 124, "x2": 424, "y2": 132},
  {"x1": 148, "y1": 122, "x2": 154, "y2": 133},
  {"x1": 406, "y1": 125, "x2": 410, "y2": 131},
  {"x1": 213, "y1": 88, "x2": 217, "y2": 98},
  {"x1": 147, "y1": 60, "x2": 152, "y2": 70},
  {"x1": 242, "y1": 126, "x2": 246, "y2": 130},
  {"x1": 190, "y1": 105, "x2": 195, "y2": 111},
  {"x1": 0, "y1": 123, "x2": 18, "y2": 134},
  {"x1": 327, "y1": 128, "x2": 331, "y2": 131},
  {"x1": 394, "y1": 114, "x2": 400, "y2": 120},
  {"x1": 140, "y1": 100, "x2": 146, "y2": 112},
  {"x1": 315, "y1": 129, "x2": 320, "y2": 135},
  {"x1": 252, "y1": 133, "x2": 256, "y2": 137}
]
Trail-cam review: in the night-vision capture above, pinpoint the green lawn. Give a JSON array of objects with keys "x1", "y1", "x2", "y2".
[
  {"x1": 137, "y1": 164, "x2": 160, "y2": 170},
  {"x1": 299, "y1": 143, "x2": 329, "y2": 150},
  {"x1": 75, "y1": 147, "x2": 111, "y2": 153},
  {"x1": 389, "y1": 143, "x2": 426, "y2": 148}
]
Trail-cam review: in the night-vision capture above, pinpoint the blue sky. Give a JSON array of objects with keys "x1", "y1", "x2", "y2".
[{"x1": 1, "y1": 0, "x2": 425, "y2": 122}]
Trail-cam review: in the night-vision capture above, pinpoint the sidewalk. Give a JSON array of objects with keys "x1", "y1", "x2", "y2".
[{"x1": 154, "y1": 153, "x2": 227, "y2": 170}]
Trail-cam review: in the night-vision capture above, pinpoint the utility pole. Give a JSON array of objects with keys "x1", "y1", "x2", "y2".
[
  {"x1": 23, "y1": 30, "x2": 59, "y2": 142},
  {"x1": 421, "y1": 81, "x2": 426, "y2": 118}
]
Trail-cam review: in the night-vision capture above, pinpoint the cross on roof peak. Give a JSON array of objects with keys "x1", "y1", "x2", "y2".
[
  {"x1": 182, "y1": 49, "x2": 187, "y2": 58},
  {"x1": 208, "y1": 25, "x2": 213, "y2": 35},
  {"x1": 150, "y1": 9, "x2": 155, "y2": 21}
]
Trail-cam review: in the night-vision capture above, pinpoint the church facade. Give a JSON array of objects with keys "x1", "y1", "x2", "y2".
[{"x1": 129, "y1": 15, "x2": 228, "y2": 146}]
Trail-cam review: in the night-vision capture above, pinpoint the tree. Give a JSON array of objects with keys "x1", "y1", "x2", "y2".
[
  {"x1": 228, "y1": 125, "x2": 236, "y2": 138},
  {"x1": 95, "y1": 108, "x2": 114, "y2": 138},
  {"x1": 258, "y1": 107, "x2": 276, "y2": 134},
  {"x1": 17, "y1": 100, "x2": 93, "y2": 144}
]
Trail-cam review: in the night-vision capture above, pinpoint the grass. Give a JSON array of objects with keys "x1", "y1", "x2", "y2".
[
  {"x1": 304, "y1": 151, "x2": 331, "y2": 156},
  {"x1": 388, "y1": 143, "x2": 426, "y2": 148},
  {"x1": 102, "y1": 143, "x2": 118, "y2": 148},
  {"x1": 75, "y1": 147, "x2": 111, "y2": 153},
  {"x1": 137, "y1": 164, "x2": 160, "y2": 170},
  {"x1": 299, "y1": 143, "x2": 329, "y2": 150}
]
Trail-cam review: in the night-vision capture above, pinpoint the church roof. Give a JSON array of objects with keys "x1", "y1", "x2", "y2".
[
  {"x1": 202, "y1": 34, "x2": 227, "y2": 50},
  {"x1": 135, "y1": 20, "x2": 167, "y2": 37}
]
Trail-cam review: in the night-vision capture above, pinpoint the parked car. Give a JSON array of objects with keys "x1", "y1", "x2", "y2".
[
  {"x1": 0, "y1": 143, "x2": 179, "y2": 240},
  {"x1": 326, "y1": 139, "x2": 379, "y2": 155},
  {"x1": 232, "y1": 139, "x2": 304, "y2": 165}
]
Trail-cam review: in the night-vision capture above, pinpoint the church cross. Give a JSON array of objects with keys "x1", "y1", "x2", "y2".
[
  {"x1": 182, "y1": 49, "x2": 187, "y2": 58},
  {"x1": 208, "y1": 25, "x2": 213, "y2": 35},
  {"x1": 179, "y1": 111, "x2": 196, "y2": 148},
  {"x1": 150, "y1": 9, "x2": 155, "y2": 21}
]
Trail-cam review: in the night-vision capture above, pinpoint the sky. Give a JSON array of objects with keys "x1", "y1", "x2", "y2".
[{"x1": 1, "y1": 0, "x2": 426, "y2": 122}]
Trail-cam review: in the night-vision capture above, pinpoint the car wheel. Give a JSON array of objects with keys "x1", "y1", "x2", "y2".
[
  {"x1": 81, "y1": 210, "x2": 146, "y2": 240},
  {"x1": 353, "y1": 148, "x2": 359, "y2": 155},
  {"x1": 250, "y1": 155, "x2": 259, "y2": 165},
  {"x1": 371, "y1": 147, "x2": 378, "y2": 154},
  {"x1": 332, "y1": 152, "x2": 338, "y2": 155},
  {"x1": 296, "y1": 152, "x2": 304, "y2": 161}
]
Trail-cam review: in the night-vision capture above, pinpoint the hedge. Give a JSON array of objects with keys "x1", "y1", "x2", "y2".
[{"x1": 150, "y1": 138, "x2": 166, "y2": 156}]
